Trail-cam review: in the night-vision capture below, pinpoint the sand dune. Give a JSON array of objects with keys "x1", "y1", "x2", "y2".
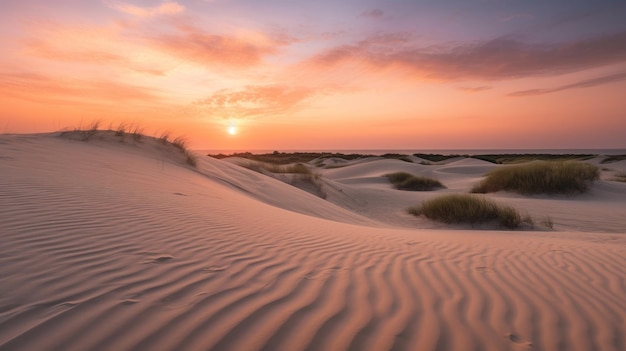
[{"x1": 1, "y1": 133, "x2": 625, "y2": 351}]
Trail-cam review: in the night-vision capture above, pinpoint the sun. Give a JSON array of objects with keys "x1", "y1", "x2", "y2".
[{"x1": 227, "y1": 119, "x2": 238, "y2": 135}]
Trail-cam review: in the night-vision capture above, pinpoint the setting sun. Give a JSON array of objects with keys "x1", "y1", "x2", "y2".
[
  {"x1": 228, "y1": 125, "x2": 237, "y2": 135},
  {"x1": 227, "y1": 120, "x2": 238, "y2": 135}
]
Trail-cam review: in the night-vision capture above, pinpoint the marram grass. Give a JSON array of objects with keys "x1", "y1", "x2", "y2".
[
  {"x1": 386, "y1": 172, "x2": 445, "y2": 191},
  {"x1": 409, "y1": 194, "x2": 523, "y2": 229},
  {"x1": 471, "y1": 161, "x2": 598, "y2": 195}
]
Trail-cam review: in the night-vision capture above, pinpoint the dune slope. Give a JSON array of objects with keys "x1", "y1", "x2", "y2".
[{"x1": 0, "y1": 134, "x2": 624, "y2": 351}]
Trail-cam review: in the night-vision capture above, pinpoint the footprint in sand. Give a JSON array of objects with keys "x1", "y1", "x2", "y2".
[
  {"x1": 143, "y1": 255, "x2": 174, "y2": 264},
  {"x1": 506, "y1": 333, "x2": 534, "y2": 348}
]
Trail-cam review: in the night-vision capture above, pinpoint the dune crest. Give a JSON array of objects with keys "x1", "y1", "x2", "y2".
[{"x1": 0, "y1": 133, "x2": 624, "y2": 351}]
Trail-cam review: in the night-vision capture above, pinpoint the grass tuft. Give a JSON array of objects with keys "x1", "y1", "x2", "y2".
[
  {"x1": 168, "y1": 136, "x2": 197, "y2": 167},
  {"x1": 130, "y1": 123, "x2": 143, "y2": 141},
  {"x1": 471, "y1": 161, "x2": 599, "y2": 195},
  {"x1": 115, "y1": 123, "x2": 127, "y2": 137},
  {"x1": 158, "y1": 131, "x2": 170, "y2": 145},
  {"x1": 386, "y1": 172, "x2": 445, "y2": 191},
  {"x1": 408, "y1": 194, "x2": 522, "y2": 229}
]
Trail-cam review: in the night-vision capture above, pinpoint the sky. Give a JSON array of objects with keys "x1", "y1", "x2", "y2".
[{"x1": 1, "y1": 0, "x2": 626, "y2": 150}]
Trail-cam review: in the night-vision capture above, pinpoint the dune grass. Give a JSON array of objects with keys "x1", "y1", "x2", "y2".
[
  {"x1": 240, "y1": 161, "x2": 326, "y2": 198},
  {"x1": 242, "y1": 161, "x2": 312, "y2": 175},
  {"x1": 408, "y1": 194, "x2": 523, "y2": 229},
  {"x1": 471, "y1": 161, "x2": 599, "y2": 195},
  {"x1": 386, "y1": 172, "x2": 445, "y2": 191},
  {"x1": 168, "y1": 136, "x2": 197, "y2": 167},
  {"x1": 60, "y1": 123, "x2": 198, "y2": 167}
]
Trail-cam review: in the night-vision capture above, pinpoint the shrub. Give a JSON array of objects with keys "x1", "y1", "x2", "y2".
[
  {"x1": 471, "y1": 161, "x2": 599, "y2": 195},
  {"x1": 408, "y1": 194, "x2": 522, "y2": 229},
  {"x1": 386, "y1": 172, "x2": 445, "y2": 191}
]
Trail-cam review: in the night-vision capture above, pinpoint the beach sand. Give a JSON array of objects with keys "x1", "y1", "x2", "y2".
[{"x1": 1, "y1": 133, "x2": 625, "y2": 351}]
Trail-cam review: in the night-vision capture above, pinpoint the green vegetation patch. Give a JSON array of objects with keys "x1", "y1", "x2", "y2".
[
  {"x1": 386, "y1": 172, "x2": 445, "y2": 191},
  {"x1": 409, "y1": 194, "x2": 522, "y2": 229},
  {"x1": 471, "y1": 161, "x2": 599, "y2": 195}
]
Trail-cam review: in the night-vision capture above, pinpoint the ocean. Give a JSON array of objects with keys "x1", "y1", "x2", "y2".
[{"x1": 198, "y1": 149, "x2": 626, "y2": 156}]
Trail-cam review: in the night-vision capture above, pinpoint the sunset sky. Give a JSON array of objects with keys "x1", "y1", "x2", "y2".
[{"x1": 2, "y1": 0, "x2": 626, "y2": 150}]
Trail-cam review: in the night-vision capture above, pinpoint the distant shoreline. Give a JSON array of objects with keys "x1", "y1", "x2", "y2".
[{"x1": 199, "y1": 148, "x2": 626, "y2": 156}]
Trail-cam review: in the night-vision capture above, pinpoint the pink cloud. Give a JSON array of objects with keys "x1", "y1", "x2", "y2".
[
  {"x1": 308, "y1": 31, "x2": 626, "y2": 81},
  {"x1": 23, "y1": 38, "x2": 166, "y2": 76},
  {"x1": 0, "y1": 71, "x2": 161, "y2": 105},
  {"x1": 147, "y1": 23, "x2": 285, "y2": 68},
  {"x1": 192, "y1": 85, "x2": 316, "y2": 117},
  {"x1": 106, "y1": 1, "x2": 185, "y2": 18}
]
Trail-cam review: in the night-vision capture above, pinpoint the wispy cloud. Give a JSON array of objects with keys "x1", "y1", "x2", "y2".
[
  {"x1": 358, "y1": 9, "x2": 384, "y2": 20},
  {"x1": 0, "y1": 71, "x2": 161, "y2": 105},
  {"x1": 192, "y1": 85, "x2": 316, "y2": 118},
  {"x1": 106, "y1": 1, "x2": 185, "y2": 18},
  {"x1": 508, "y1": 72, "x2": 626, "y2": 97},
  {"x1": 147, "y1": 23, "x2": 285, "y2": 68},
  {"x1": 24, "y1": 38, "x2": 166, "y2": 76},
  {"x1": 309, "y1": 31, "x2": 626, "y2": 81},
  {"x1": 459, "y1": 86, "x2": 492, "y2": 92}
]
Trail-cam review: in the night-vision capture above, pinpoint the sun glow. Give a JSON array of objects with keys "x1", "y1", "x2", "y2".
[{"x1": 227, "y1": 120, "x2": 238, "y2": 135}]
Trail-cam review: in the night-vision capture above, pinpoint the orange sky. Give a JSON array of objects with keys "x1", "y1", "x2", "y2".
[{"x1": 2, "y1": 1, "x2": 626, "y2": 150}]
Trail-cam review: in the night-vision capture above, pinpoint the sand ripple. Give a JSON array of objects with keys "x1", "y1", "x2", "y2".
[{"x1": 1, "y1": 135, "x2": 625, "y2": 351}]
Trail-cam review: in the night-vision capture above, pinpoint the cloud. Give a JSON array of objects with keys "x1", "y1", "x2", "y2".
[
  {"x1": 0, "y1": 71, "x2": 161, "y2": 105},
  {"x1": 508, "y1": 71, "x2": 626, "y2": 97},
  {"x1": 359, "y1": 9, "x2": 384, "y2": 19},
  {"x1": 308, "y1": 31, "x2": 626, "y2": 81},
  {"x1": 192, "y1": 85, "x2": 316, "y2": 118},
  {"x1": 106, "y1": 1, "x2": 184, "y2": 18},
  {"x1": 458, "y1": 86, "x2": 492, "y2": 92},
  {"x1": 24, "y1": 38, "x2": 166, "y2": 76},
  {"x1": 147, "y1": 23, "x2": 284, "y2": 67}
]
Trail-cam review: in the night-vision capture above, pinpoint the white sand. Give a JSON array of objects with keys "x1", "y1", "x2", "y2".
[{"x1": 1, "y1": 133, "x2": 624, "y2": 351}]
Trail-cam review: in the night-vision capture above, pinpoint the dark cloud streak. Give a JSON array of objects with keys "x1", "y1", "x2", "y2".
[{"x1": 508, "y1": 72, "x2": 626, "y2": 97}]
